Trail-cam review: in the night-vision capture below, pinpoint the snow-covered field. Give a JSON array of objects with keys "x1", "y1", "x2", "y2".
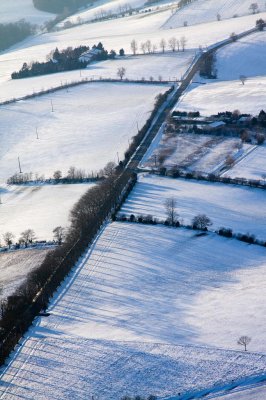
[
  {"x1": 0, "y1": 183, "x2": 92, "y2": 240},
  {"x1": 0, "y1": 222, "x2": 265, "y2": 399},
  {"x1": 120, "y1": 174, "x2": 266, "y2": 239},
  {"x1": 177, "y1": 76, "x2": 266, "y2": 115},
  {"x1": 177, "y1": 31, "x2": 266, "y2": 115},
  {"x1": 141, "y1": 129, "x2": 244, "y2": 173},
  {"x1": 163, "y1": 0, "x2": 266, "y2": 29},
  {"x1": 0, "y1": 248, "x2": 49, "y2": 300},
  {"x1": 62, "y1": 0, "x2": 170, "y2": 25},
  {"x1": 0, "y1": 82, "x2": 167, "y2": 181},
  {"x1": 0, "y1": 8, "x2": 264, "y2": 93},
  {"x1": 0, "y1": 52, "x2": 193, "y2": 103},
  {"x1": 0, "y1": 0, "x2": 55, "y2": 25},
  {"x1": 226, "y1": 145, "x2": 266, "y2": 181}
]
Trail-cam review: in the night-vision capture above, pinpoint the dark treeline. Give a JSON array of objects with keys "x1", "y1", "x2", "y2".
[
  {"x1": 11, "y1": 42, "x2": 114, "y2": 79},
  {"x1": 156, "y1": 167, "x2": 266, "y2": 190},
  {"x1": 33, "y1": 0, "x2": 91, "y2": 14},
  {"x1": 11, "y1": 45, "x2": 88, "y2": 79},
  {"x1": 0, "y1": 20, "x2": 35, "y2": 52},
  {"x1": 0, "y1": 170, "x2": 137, "y2": 364}
]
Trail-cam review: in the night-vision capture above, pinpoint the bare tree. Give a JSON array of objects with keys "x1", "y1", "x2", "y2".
[
  {"x1": 53, "y1": 170, "x2": 62, "y2": 180},
  {"x1": 249, "y1": 2, "x2": 259, "y2": 13},
  {"x1": 237, "y1": 336, "x2": 251, "y2": 351},
  {"x1": 192, "y1": 214, "x2": 212, "y2": 230},
  {"x1": 168, "y1": 37, "x2": 177, "y2": 52},
  {"x1": 152, "y1": 44, "x2": 157, "y2": 53},
  {"x1": 180, "y1": 36, "x2": 187, "y2": 51},
  {"x1": 165, "y1": 197, "x2": 178, "y2": 225},
  {"x1": 130, "y1": 39, "x2": 138, "y2": 55},
  {"x1": 160, "y1": 38, "x2": 166, "y2": 53},
  {"x1": 53, "y1": 226, "x2": 65, "y2": 245},
  {"x1": 140, "y1": 42, "x2": 147, "y2": 54},
  {"x1": 146, "y1": 40, "x2": 152, "y2": 53},
  {"x1": 117, "y1": 67, "x2": 126, "y2": 80},
  {"x1": 3, "y1": 232, "x2": 14, "y2": 249},
  {"x1": 103, "y1": 161, "x2": 117, "y2": 177},
  {"x1": 20, "y1": 229, "x2": 36, "y2": 247},
  {"x1": 239, "y1": 75, "x2": 247, "y2": 85}
]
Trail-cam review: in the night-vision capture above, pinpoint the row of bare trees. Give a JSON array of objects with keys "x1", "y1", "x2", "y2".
[
  {"x1": 1, "y1": 227, "x2": 65, "y2": 249},
  {"x1": 130, "y1": 36, "x2": 187, "y2": 55}
]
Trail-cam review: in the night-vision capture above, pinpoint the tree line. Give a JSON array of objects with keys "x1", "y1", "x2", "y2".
[
  {"x1": 0, "y1": 169, "x2": 137, "y2": 364},
  {"x1": 0, "y1": 20, "x2": 35, "y2": 52},
  {"x1": 0, "y1": 85, "x2": 174, "y2": 364},
  {"x1": 11, "y1": 42, "x2": 118, "y2": 79}
]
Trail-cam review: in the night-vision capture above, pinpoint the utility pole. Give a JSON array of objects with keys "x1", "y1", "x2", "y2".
[
  {"x1": 18, "y1": 156, "x2": 22, "y2": 173},
  {"x1": 36, "y1": 127, "x2": 39, "y2": 139},
  {"x1": 117, "y1": 152, "x2": 120, "y2": 164},
  {"x1": 51, "y1": 99, "x2": 54, "y2": 112}
]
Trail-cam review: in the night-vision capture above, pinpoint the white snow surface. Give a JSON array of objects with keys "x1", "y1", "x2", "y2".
[
  {"x1": 177, "y1": 31, "x2": 266, "y2": 115},
  {"x1": 0, "y1": 183, "x2": 92, "y2": 240},
  {"x1": 226, "y1": 145, "x2": 266, "y2": 181},
  {"x1": 0, "y1": 9, "x2": 264, "y2": 95},
  {"x1": 120, "y1": 174, "x2": 266, "y2": 239},
  {"x1": 0, "y1": 83, "x2": 166, "y2": 181},
  {"x1": 1, "y1": 222, "x2": 266, "y2": 399},
  {"x1": 0, "y1": 0, "x2": 55, "y2": 25},
  {"x1": 0, "y1": 248, "x2": 49, "y2": 300},
  {"x1": 163, "y1": 0, "x2": 266, "y2": 29},
  {"x1": 0, "y1": 52, "x2": 192, "y2": 103},
  {"x1": 177, "y1": 76, "x2": 266, "y2": 115}
]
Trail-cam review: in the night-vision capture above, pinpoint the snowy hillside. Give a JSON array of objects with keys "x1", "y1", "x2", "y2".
[
  {"x1": 0, "y1": 248, "x2": 50, "y2": 300},
  {"x1": 0, "y1": 52, "x2": 193, "y2": 103},
  {"x1": 120, "y1": 174, "x2": 266, "y2": 239},
  {"x1": 0, "y1": 184, "x2": 93, "y2": 240},
  {"x1": 177, "y1": 76, "x2": 266, "y2": 115},
  {"x1": 163, "y1": 0, "x2": 266, "y2": 29},
  {"x1": 0, "y1": 83, "x2": 167, "y2": 181},
  {"x1": 177, "y1": 31, "x2": 266, "y2": 115},
  {"x1": 0, "y1": 0, "x2": 55, "y2": 25},
  {"x1": 215, "y1": 31, "x2": 266, "y2": 80},
  {"x1": 0, "y1": 8, "x2": 264, "y2": 94},
  {"x1": 226, "y1": 145, "x2": 266, "y2": 181},
  {"x1": 0, "y1": 222, "x2": 266, "y2": 399}
]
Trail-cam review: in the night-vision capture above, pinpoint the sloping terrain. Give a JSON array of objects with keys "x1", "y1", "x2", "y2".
[
  {"x1": 225, "y1": 145, "x2": 266, "y2": 180},
  {"x1": 0, "y1": 52, "x2": 193, "y2": 103},
  {"x1": 0, "y1": 183, "x2": 92, "y2": 240},
  {"x1": 0, "y1": 83, "x2": 166, "y2": 181},
  {"x1": 177, "y1": 31, "x2": 266, "y2": 115},
  {"x1": 0, "y1": 248, "x2": 50, "y2": 300},
  {"x1": 163, "y1": 0, "x2": 266, "y2": 29},
  {"x1": 0, "y1": 222, "x2": 266, "y2": 399},
  {"x1": 120, "y1": 173, "x2": 266, "y2": 239}
]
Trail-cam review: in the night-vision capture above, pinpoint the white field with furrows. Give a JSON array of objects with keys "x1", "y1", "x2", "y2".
[
  {"x1": 0, "y1": 248, "x2": 50, "y2": 300},
  {"x1": 0, "y1": 52, "x2": 193, "y2": 103},
  {"x1": 0, "y1": 222, "x2": 266, "y2": 399},
  {"x1": 141, "y1": 129, "x2": 245, "y2": 174},
  {"x1": 163, "y1": 0, "x2": 266, "y2": 29},
  {"x1": 0, "y1": 183, "x2": 92, "y2": 241},
  {"x1": 120, "y1": 174, "x2": 266, "y2": 239},
  {"x1": 0, "y1": 82, "x2": 167, "y2": 182},
  {"x1": 0, "y1": 0, "x2": 55, "y2": 25},
  {"x1": 225, "y1": 144, "x2": 266, "y2": 181},
  {"x1": 176, "y1": 31, "x2": 266, "y2": 115},
  {"x1": 0, "y1": 8, "x2": 264, "y2": 93}
]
